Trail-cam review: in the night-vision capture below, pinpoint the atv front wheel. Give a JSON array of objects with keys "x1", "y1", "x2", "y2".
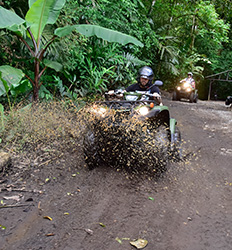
[
  {"x1": 83, "y1": 131, "x2": 102, "y2": 170},
  {"x1": 171, "y1": 126, "x2": 182, "y2": 161},
  {"x1": 194, "y1": 94, "x2": 198, "y2": 103},
  {"x1": 172, "y1": 91, "x2": 179, "y2": 101},
  {"x1": 189, "y1": 92, "x2": 194, "y2": 103},
  {"x1": 153, "y1": 125, "x2": 170, "y2": 171}
]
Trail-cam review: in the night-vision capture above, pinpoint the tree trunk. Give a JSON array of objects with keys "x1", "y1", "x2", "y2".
[
  {"x1": 148, "y1": 1, "x2": 156, "y2": 16},
  {"x1": 190, "y1": 13, "x2": 197, "y2": 51},
  {"x1": 33, "y1": 85, "x2": 39, "y2": 102},
  {"x1": 33, "y1": 59, "x2": 40, "y2": 102}
]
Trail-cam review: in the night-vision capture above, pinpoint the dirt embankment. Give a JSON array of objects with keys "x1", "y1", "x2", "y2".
[{"x1": 0, "y1": 97, "x2": 232, "y2": 250}]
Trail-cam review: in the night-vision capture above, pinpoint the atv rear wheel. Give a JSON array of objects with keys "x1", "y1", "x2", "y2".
[{"x1": 83, "y1": 131, "x2": 102, "y2": 170}]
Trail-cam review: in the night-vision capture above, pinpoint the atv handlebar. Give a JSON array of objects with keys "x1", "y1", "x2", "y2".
[
  {"x1": 105, "y1": 90, "x2": 161, "y2": 98},
  {"x1": 105, "y1": 89, "x2": 162, "y2": 105}
]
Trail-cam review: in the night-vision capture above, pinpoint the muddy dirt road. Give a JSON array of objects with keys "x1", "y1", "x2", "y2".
[{"x1": 0, "y1": 97, "x2": 232, "y2": 250}]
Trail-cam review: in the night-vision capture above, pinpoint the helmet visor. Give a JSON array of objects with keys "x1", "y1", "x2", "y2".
[{"x1": 140, "y1": 75, "x2": 149, "y2": 79}]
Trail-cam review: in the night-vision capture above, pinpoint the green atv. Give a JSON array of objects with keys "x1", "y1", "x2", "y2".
[{"x1": 84, "y1": 81, "x2": 181, "y2": 173}]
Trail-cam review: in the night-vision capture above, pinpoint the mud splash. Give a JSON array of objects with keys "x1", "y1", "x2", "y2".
[{"x1": 82, "y1": 103, "x2": 182, "y2": 176}]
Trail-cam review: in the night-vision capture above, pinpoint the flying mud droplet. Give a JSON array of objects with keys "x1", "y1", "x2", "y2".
[{"x1": 82, "y1": 102, "x2": 184, "y2": 177}]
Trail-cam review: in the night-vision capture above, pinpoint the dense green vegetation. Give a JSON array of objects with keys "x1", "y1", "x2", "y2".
[{"x1": 0, "y1": 0, "x2": 232, "y2": 106}]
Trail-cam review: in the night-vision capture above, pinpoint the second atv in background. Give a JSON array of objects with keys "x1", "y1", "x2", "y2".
[{"x1": 172, "y1": 72, "x2": 198, "y2": 103}]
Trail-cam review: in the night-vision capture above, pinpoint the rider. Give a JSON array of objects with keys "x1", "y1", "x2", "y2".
[
  {"x1": 126, "y1": 66, "x2": 162, "y2": 104},
  {"x1": 180, "y1": 72, "x2": 195, "y2": 89}
]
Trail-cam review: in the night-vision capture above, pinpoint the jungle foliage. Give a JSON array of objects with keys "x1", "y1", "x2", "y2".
[{"x1": 0, "y1": 0, "x2": 232, "y2": 105}]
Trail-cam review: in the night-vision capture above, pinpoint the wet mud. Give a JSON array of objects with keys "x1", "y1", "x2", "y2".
[{"x1": 0, "y1": 96, "x2": 232, "y2": 250}]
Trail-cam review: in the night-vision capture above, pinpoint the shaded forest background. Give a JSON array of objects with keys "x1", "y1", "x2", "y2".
[{"x1": 1, "y1": 0, "x2": 232, "y2": 103}]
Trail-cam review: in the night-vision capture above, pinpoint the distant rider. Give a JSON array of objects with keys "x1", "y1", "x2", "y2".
[
  {"x1": 180, "y1": 72, "x2": 195, "y2": 89},
  {"x1": 126, "y1": 66, "x2": 162, "y2": 104}
]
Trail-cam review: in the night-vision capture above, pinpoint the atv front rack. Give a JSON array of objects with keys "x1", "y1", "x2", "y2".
[{"x1": 94, "y1": 100, "x2": 158, "y2": 111}]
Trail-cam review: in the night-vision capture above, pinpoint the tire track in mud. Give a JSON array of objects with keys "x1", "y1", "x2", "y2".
[
  {"x1": 74, "y1": 171, "x2": 154, "y2": 249},
  {"x1": 59, "y1": 167, "x2": 180, "y2": 250},
  {"x1": 42, "y1": 99, "x2": 232, "y2": 250},
  {"x1": 76, "y1": 166, "x2": 190, "y2": 250},
  {"x1": 164, "y1": 98, "x2": 232, "y2": 250},
  {"x1": 2, "y1": 98, "x2": 232, "y2": 250}
]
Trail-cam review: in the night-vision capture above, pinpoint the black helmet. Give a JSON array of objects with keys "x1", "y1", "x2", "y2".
[{"x1": 138, "y1": 66, "x2": 154, "y2": 81}]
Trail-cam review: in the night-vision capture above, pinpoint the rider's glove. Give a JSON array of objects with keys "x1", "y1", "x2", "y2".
[
  {"x1": 153, "y1": 92, "x2": 161, "y2": 98},
  {"x1": 115, "y1": 89, "x2": 125, "y2": 95}
]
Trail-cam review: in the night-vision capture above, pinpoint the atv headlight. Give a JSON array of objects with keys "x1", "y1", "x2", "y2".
[
  {"x1": 183, "y1": 82, "x2": 189, "y2": 88},
  {"x1": 138, "y1": 106, "x2": 149, "y2": 116},
  {"x1": 91, "y1": 106, "x2": 107, "y2": 117},
  {"x1": 177, "y1": 86, "x2": 181, "y2": 91},
  {"x1": 186, "y1": 87, "x2": 191, "y2": 92}
]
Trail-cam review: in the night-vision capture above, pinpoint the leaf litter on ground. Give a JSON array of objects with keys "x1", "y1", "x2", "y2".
[{"x1": 130, "y1": 239, "x2": 148, "y2": 249}]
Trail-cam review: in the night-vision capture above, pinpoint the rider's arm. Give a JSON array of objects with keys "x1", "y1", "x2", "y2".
[
  {"x1": 150, "y1": 86, "x2": 163, "y2": 105},
  {"x1": 126, "y1": 83, "x2": 137, "y2": 92},
  {"x1": 191, "y1": 79, "x2": 196, "y2": 88},
  {"x1": 152, "y1": 92, "x2": 163, "y2": 105}
]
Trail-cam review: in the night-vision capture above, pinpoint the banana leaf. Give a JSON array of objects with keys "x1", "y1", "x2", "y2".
[
  {"x1": 28, "y1": 0, "x2": 66, "y2": 24},
  {"x1": 26, "y1": 0, "x2": 66, "y2": 42},
  {"x1": 0, "y1": 7, "x2": 25, "y2": 29},
  {"x1": 1, "y1": 1, "x2": 142, "y2": 47},
  {"x1": 43, "y1": 59, "x2": 63, "y2": 72},
  {"x1": 55, "y1": 25, "x2": 144, "y2": 47},
  {"x1": 0, "y1": 66, "x2": 25, "y2": 97}
]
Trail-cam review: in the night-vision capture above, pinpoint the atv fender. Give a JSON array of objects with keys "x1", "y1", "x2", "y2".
[
  {"x1": 152, "y1": 106, "x2": 170, "y2": 125},
  {"x1": 139, "y1": 106, "x2": 170, "y2": 125},
  {"x1": 145, "y1": 109, "x2": 160, "y2": 118}
]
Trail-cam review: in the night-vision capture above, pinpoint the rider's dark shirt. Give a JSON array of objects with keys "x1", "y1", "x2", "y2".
[{"x1": 126, "y1": 82, "x2": 160, "y2": 94}]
